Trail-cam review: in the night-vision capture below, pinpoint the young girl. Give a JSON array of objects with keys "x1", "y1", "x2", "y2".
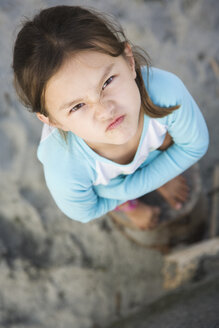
[{"x1": 12, "y1": 5, "x2": 209, "y2": 230}]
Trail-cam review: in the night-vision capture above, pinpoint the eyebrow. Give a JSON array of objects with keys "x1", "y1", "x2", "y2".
[{"x1": 58, "y1": 63, "x2": 115, "y2": 111}]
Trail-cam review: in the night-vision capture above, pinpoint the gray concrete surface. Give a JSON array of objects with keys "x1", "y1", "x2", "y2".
[{"x1": 109, "y1": 274, "x2": 219, "y2": 328}]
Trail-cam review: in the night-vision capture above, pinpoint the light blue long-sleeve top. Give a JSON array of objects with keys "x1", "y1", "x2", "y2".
[{"x1": 37, "y1": 67, "x2": 209, "y2": 223}]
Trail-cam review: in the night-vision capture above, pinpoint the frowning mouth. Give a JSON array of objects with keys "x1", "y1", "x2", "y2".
[{"x1": 106, "y1": 115, "x2": 125, "y2": 131}]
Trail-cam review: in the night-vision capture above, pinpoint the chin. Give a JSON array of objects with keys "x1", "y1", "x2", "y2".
[{"x1": 116, "y1": 131, "x2": 136, "y2": 145}]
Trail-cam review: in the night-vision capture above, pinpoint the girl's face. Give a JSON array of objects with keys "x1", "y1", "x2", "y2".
[{"x1": 39, "y1": 44, "x2": 142, "y2": 153}]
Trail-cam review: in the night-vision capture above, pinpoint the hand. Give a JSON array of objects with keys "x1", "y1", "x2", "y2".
[{"x1": 157, "y1": 175, "x2": 189, "y2": 210}]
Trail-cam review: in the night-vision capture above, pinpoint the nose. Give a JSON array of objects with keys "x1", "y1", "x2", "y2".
[{"x1": 93, "y1": 98, "x2": 115, "y2": 121}]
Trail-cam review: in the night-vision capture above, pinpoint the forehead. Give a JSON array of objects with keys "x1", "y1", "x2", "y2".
[
  {"x1": 44, "y1": 50, "x2": 121, "y2": 111},
  {"x1": 58, "y1": 50, "x2": 116, "y2": 78},
  {"x1": 46, "y1": 50, "x2": 118, "y2": 92}
]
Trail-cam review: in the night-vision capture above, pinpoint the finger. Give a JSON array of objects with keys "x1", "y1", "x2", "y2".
[
  {"x1": 179, "y1": 181, "x2": 190, "y2": 192},
  {"x1": 175, "y1": 190, "x2": 189, "y2": 202},
  {"x1": 168, "y1": 197, "x2": 180, "y2": 209},
  {"x1": 174, "y1": 191, "x2": 187, "y2": 200},
  {"x1": 179, "y1": 177, "x2": 189, "y2": 189}
]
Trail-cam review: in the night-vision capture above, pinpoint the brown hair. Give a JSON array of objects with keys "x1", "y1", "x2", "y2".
[{"x1": 12, "y1": 5, "x2": 179, "y2": 139}]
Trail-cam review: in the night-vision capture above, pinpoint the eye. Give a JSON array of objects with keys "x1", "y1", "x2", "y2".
[
  {"x1": 102, "y1": 76, "x2": 114, "y2": 90},
  {"x1": 69, "y1": 102, "x2": 85, "y2": 113}
]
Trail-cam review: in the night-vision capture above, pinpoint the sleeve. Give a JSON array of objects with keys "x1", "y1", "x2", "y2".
[
  {"x1": 43, "y1": 163, "x2": 124, "y2": 223},
  {"x1": 100, "y1": 74, "x2": 209, "y2": 200}
]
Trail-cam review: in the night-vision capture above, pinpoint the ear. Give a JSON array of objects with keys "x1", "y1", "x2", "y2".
[
  {"x1": 36, "y1": 112, "x2": 69, "y2": 131},
  {"x1": 36, "y1": 112, "x2": 60, "y2": 128},
  {"x1": 36, "y1": 112, "x2": 53, "y2": 126},
  {"x1": 124, "y1": 43, "x2": 136, "y2": 78}
]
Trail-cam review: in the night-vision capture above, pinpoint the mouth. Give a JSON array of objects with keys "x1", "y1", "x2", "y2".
[{"x1": 106, "y1": 115, "x2": 125, "y2": 131}]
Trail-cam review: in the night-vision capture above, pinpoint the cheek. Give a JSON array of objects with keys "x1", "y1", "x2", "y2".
[
  {"x1": 71, "y1": 116, "x2": 94, "y2": 134},
  {"x1": 117, "y1": 79, "x2": 139, "y2": 101},
  {"x1": 128, "y1": 80, "x2": 141, "y2": 105}
]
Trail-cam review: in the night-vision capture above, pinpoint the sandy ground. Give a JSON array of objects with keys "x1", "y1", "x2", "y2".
[{"x1": 0, "y1": 0, "x2": 219, "y2": 327}]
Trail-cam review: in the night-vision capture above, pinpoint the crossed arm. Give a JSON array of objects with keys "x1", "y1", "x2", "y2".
[{"x1": 44, "y1": 74, "x2": 209, "y2": 223}]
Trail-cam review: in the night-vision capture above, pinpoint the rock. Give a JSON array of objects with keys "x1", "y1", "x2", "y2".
[{"x1": 163, "y1": 237, "x2": 219, "y2": 289}]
